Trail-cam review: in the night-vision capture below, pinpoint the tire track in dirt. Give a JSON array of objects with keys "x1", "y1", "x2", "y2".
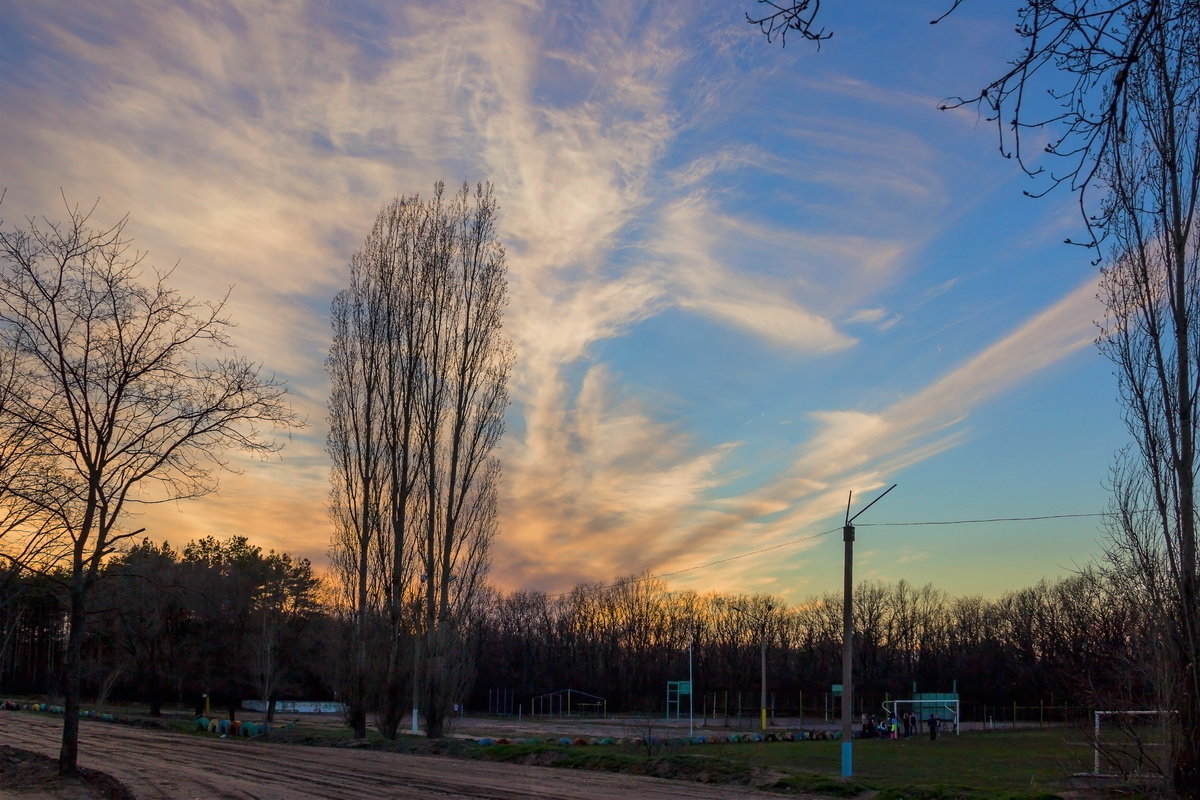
[{"x1": 2, "y1": 712, "x2": 782, "y2": 799}]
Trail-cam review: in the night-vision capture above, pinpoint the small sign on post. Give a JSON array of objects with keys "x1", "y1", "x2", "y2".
[
  {"x1": 831, "y1": 684, "x2": 842, "y2": 695},
  {"x1": 666, "y1": 681, "x2": 690, "y2": 720}
]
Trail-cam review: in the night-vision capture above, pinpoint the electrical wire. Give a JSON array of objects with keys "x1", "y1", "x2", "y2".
[
  {"x1": 857, "y1": 512, "x2": 1105, "y2": 526},
  {"x1": 539, "y1": 510, "x2": 1106, "y2": 599}
]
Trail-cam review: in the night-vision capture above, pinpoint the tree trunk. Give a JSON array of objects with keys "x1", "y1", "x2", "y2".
[
  {"x1": 378, "y1": 649, "x2": 403, "y2": 739},
  {"x1": 349, "y1": 547, "x2": 369, "y2": 739},
  {"x1": 1175, "y1": 681, "x2": 1200, "y2": 797},
  {"x1": 58, "y1": 582, "x2": 85, "y2": 776},
  {"x1": 347, "y1": 693, "x2": 366, "y2": 739},
  {"x1": 148, "y1": 657, "x2": 163, "y2": 716},
  {"x1": 425, "y1": 646, "x2": 444, "y2": 739}
]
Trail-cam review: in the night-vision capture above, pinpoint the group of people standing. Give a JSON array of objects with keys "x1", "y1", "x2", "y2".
[{"x1": 859, "y1": 710, "x2": 943, "y2": 740}]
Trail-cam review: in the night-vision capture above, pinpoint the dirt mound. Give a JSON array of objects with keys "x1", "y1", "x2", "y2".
[{"x1": 0, "y1": 745, "x2": 133, "y2": 799}]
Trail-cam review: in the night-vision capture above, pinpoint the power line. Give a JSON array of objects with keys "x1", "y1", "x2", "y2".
[
  {"x1": 857, "y1": 512, "x2": 1105, "y2": 526},
  {"x1": 539, "y1": 510, "x2": 1107, "y2": 599}
]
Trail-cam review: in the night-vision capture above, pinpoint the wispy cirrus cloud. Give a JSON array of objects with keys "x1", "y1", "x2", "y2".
[
  {"x1": 0, "y1": 1, "x2": 1110, "y2": 601},
  {"x1": 649, "y1": 194, "x2": 858, "y2": 353},
  {"x1": 499, "y1": 365, "x2": 736, "y2": 589},
  {"x1": 655, "y1": 272, "x2": 1105, "y2": 594}
]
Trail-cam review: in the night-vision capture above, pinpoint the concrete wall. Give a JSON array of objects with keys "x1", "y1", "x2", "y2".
[{"x1": 242, "y1": 700, "x2": 346, "y2": 714}]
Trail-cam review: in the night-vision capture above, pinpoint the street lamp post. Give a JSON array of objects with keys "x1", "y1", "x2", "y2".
[
  {"x1": 841, "y1": 520, "x2": 854, "y2": 776},
  {"x1": 731, "y1": 602, "x2": 773, "y2": 731},
  {"x1": 759, "y1": 634, "x2": 768, "y2": 731},
  {"x1": 840, "y1": 484, "x2": 897, "y2": 778},
  {"x1": 688, "y1": 633, "x2": 694, "y2": 738}
]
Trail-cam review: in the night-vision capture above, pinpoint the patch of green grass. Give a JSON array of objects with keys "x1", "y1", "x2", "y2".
[
  {"x1": 447, "y1": 729, "x2": 1109, "y2": 798},
  {"x1": 477, "y1": 742, "x2": 755, "y2": 783},
  {"x1": 476, "y1": 741, "x2": 560, "y2": 759},
  {"x1": 704, "y1": 729, "x2": 1083, "y2": 796},
  {"x1": 871, "y1": 786, "x2": 1065, "y2": 800}
]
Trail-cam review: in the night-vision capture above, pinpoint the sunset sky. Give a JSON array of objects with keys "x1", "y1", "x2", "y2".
[{"x1": 0, "y1": 1, "x2": 1123, "y2": 602}]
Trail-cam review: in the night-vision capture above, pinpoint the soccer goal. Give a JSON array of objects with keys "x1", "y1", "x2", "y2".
[
  {"x1": 1083, "y1": 710, "x2": 1173, "y2": 778},
  {"x1": 882, "y1": 699, "x2": 960, "y2": 735}
]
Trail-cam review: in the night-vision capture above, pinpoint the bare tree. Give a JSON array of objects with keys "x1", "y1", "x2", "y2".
[
  {"x1": 747, "y1": 0, "x2": 833, "y2": 45},
  {"x1": 417, "y1": 182, "x2": 511, "y2": 739},
  {"x1": 330, "y1": 195, "x2": 436, "y2": 738},
  {"x1": 328, "y1": 181, "x2": 511, "y2": 740},
  {"x1": 329, "y1": 194, "x2": 437, "y2": 739},
  {"x1": 0, "y1": 337, "x2": 72, "y2": 581},
  {"x1": 750, "y1": 0, "x2": 1179, "y2": 210},
  {"x1": 376, "y1": 197, "x2": 431, "y2": 739},
  {"x1": 0, "y1": 200, "x2": 296, "y2": 775},
  {"x1": 328, "y1": 265, "x2": 388, "y2": 739},
  {"x1": 1095, "y1": 8, "x2": 1200, "y2": 783},
  {"x1": 749, "y1": 2, "x2": 1199, "y2": 790}
]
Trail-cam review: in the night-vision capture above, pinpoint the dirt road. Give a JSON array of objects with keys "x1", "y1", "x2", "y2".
[{"x1": 1, "y1": 712, "x2": 783, "y2": 799}]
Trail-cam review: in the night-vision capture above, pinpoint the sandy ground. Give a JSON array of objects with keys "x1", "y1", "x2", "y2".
[{"x1": 0, "y1": 712, "x2": 790, "y2": 799}]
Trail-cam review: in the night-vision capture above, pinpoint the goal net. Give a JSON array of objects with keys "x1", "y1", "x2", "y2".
[
  {"x1": 881, "y1": 699, "x2": 959, "y2": 735},
  {"x1": 1085, "y1": 710, "x2": 1172, "y2": 778}
]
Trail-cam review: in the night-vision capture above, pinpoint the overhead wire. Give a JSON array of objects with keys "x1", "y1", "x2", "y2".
[
  {"x1": 857, "y1": 511, "x2": 1106, "y2": 526},
  {"x1": 540, "y1": 510, "x2": 1107, "y2": 599}
]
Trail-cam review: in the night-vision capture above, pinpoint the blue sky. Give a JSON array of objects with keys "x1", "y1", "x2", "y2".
[{"x1": 0, "y1": 0, "x2": 1124, "y2": 601}]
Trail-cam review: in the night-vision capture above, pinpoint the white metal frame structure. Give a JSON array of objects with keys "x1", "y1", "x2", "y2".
[
  {"x1": 881, "y1": 699, "x2": 960, "y2": 736},
  {"x1": 1086, "y1": 710, "x2": 1172, "y2": 778}
]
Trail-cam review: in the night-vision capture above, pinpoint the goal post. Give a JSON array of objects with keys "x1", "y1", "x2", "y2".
[
  {"x1": 1085, "y1": 710, "x2": 1173, "y2": 778},
  {"x1": 881, "y1": 699, "x2": 960, "y2": 735}
]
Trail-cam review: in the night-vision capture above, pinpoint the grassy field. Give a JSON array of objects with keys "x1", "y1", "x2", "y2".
[
  {"x1": 471, "y1": 728, "x2": 1144, "y2": 798},
  {"x1": 5, "y1": 699, "x2": 1149, "y2": 798},
  {"x1": 704, "y1": 730, "x2": 1091, "y2": 796},
  {"x1": 191, "y1": 712, "x2": 1135, "y2": 797}
]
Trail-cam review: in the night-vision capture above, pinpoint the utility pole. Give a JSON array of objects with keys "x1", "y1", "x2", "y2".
[
  {"x1": 760, "y1": 634, "x2": 768, "y2": 731},
  {"x1": 688, "y1": 632, "x2": 694, "y2": 737},
  {"x1": 841, "y1": 484, "x2": 896, "y2": 778},
  {"x1": 730, "y1": 601, "x2": 773, "y2": 731},
  {"x1": 841, "y1": 509, "x2": 854, "y2": 775}
]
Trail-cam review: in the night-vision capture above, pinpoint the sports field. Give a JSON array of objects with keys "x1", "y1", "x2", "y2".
[
  {"x1": 703, "y1": 729, "x2": 1092, "y2": 795},
  {"x1": 5, "y1": 701, "x2": 1155, "y2": 798},
  {"x1": 451, "y1": 717, "x2": 1136, "y2": 797}
]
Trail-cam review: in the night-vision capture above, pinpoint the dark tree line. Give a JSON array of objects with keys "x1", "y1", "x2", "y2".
[
  {"x1": 467, "y1": 569, "x2": 1146, "y2": 718},
  {"x1": 1, "y1": 536, "x2": 327, "y2": 720},
  {"x1": 3, "y1": 552, "x2": 1161, "y2": 737}
]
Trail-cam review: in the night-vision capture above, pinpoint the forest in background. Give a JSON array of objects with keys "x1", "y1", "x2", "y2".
[{"x1": 0, "y1": 537, "x2": 1146, "y2": 725}]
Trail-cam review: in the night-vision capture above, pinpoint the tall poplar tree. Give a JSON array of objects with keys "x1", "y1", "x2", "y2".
[{"x1": 328, "y1": 182, "x2": 511, "y2": 739}]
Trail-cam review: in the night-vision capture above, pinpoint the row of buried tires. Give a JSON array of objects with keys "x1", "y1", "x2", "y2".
[
  {"x1": 4, "y1": 701, "x2": 268, "y2": 739},
  {"x1": 3, "y1": 701, "x2": 846, "y2": 746},
  {"x1": 193, "y1": 717, "x2": 269, "y2": 737},
  {"x1": 3, "y1": 700, "x2": 125, "y2": 723},
  {"x1": 473, "y1": 730, "x2": 841, "y2": 747}
]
